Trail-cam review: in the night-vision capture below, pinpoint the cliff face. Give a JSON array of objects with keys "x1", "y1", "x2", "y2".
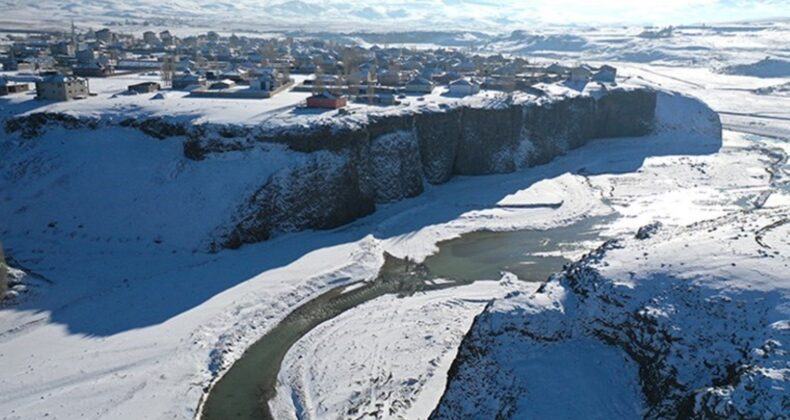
[
  {"x1": 208, "y1": 88, "x2": 657, "y2": 249},
  {"x1": 4, "y1": 87, "x2": 658, "y2": 249},
  {"x1": 431, "y1": 208, "x2": 789, "y2": 420}
]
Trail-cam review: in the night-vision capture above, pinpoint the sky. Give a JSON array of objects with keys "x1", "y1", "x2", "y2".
[
  {"x1": 2, "y1": 0, "x2": 788, "y2": 31},
  {"x1": 500, "y1": 0, "x2": 790, "y2": 25}
]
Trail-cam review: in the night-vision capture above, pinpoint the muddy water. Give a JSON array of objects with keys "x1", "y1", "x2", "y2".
[
  {"x1": 200, "y1": 215, "x2": 614, "y2": 420},
  {"x1": 426, "y1": 215, "x2": 614, "y2": 282}
]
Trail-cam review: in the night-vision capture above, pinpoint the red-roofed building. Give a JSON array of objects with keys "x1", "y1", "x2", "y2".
[{"x1": 306, "y1": 91, "x2": 347, "y2": 109}]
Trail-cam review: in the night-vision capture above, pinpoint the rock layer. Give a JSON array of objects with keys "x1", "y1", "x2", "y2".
[{"x1": 4, "y1": 87, "x2": 658, "y2": 249}]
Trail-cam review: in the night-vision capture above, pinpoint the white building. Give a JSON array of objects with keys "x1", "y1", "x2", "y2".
[
  {"x1": 35, "y1": 74, "x2": 89, "y2": 101},
  {"x1": 569, "y1": 66, "x2": 592, "y2": 83},
  {"x1": 172, "y1": 72, "x2": 206, "y2": 90},
  {"x1": 404, "y1": 77, "x2": 435, "y2": 94},
  {"x1": 593, "y1": 65, "x2": 617, "y2": 83},
  {"x1": 448, "y1": 78, "x2": 480, "y2": 96}
]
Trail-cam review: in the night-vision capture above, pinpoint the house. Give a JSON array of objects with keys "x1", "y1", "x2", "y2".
[
  {"x1": 128, "y1": 81, "x2": 160, "y2": 94},
  {"x1": 73, "y1": 62, "x2": 114, "y2": 77},
  {"x1": 76, "y1": 48, "x2": 96, "y2": 65},
  {"x1": 453, "y1": 60, "x2": 477, "y2": 74},
  {"x1": 142, "y1": 31, "x2": 159, "y2": 45},
  {"x1": 51, "y1": 41, "x2": 74, "y2": 56},
  {"x1": 306, "y1": 91, "x2": 347, "y2": 109},
  {"x1": 172, "y1": 72, "x2": 206, "y2": 90},
  {"x1": 35, "y1": 74, "x2": 89, "y2": 101},
  {"x1": 219, "y1": 68, "x2": 249, "y2": 84},
  {"x1": 569, "y1": 66, "x2": 592, "y2": 83},
  {"x1": 250, "y1": 68, "x2": 291, "y2": 93},
  {"x1": 95, "y1": 28, "x2": 114, "y2": 43},
  {"x1": 404, "y1": 77, "x2": 434, "y2": 94},
  {"x1": 592, "y1": 65, "x2": 617, "y2": 83},
  {"x1": 250, "y1": 73, "x2": 277, "y2": 91},
  {"x1": 208, "y1": 79, "x2": 236, "y2": 90},
  {"x1": 378, "y1": 69, "x2": 412, "y2": 86},
  {"x1": 448, "y1": 78, "x2": 480, "y2": 96},
  {"x1": 0, "y1": 78, "x2": 30, "y2": 96},
  {"x1": 546, "y1": 63, "x2": 569, "y2": 76},
  {"x1": 370, "y1": 93, "x2": 398, "y2": 105}
]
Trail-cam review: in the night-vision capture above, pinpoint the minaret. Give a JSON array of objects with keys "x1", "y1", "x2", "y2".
[{"x1": 70, "y1": 19, "x2": 77, "y2": 52}]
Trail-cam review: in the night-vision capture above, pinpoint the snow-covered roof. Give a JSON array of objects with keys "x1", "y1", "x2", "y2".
[
  {"x1": 407, "y1": 77, "x2": 433, "y2": 86},
  {"x1": 449, "y1": 78, "x2": 478, "y2": 86},
  {"x1": 309, "y1": 91, "x2": 341, "y2": 100}
]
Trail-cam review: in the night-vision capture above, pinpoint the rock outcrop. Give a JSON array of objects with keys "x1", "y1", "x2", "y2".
[
  {"x1": 209, "y1": 88, "x2": 657, "y2": 249},
  {"x1": 432, "y1": 209, "x2": 790, "y2": 419}
]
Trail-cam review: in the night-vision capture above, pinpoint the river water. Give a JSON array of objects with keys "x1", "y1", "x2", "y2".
[{"x1": 200, "y1": 215, "x2": 614, "y2": 420}]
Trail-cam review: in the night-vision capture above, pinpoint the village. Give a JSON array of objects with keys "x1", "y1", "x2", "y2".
[{"x1": 0, "y1": 26, "x2": 618, "y2": 115}]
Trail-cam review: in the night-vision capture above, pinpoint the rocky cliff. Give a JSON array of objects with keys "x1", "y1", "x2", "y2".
[
  {"x1": 431, "y1": 209, "x2": 789, "y2": 419},
  {"x1": 207, "y1": 88, "x2": 657, "y2": 249},
  {"x1": 4, "y1": 87, "x2": 657, "y2": 250}
]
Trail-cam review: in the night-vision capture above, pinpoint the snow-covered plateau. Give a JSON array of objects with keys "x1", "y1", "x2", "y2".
[{"x1": 1, "y1": 27, "x2": 789, "y2": 420}]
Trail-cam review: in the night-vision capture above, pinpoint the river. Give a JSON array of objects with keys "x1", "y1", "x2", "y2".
[{"x1": 199, "y1": 215, "x2": 614, "y2": 420}]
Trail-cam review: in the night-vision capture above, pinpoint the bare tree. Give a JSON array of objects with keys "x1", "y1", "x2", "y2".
[
  {"x1": 313, "y1": 65, "x2": 324, "y2": 94},
  {"x1": 161, "y1": 55, "x2": 176, "y2": 88},
  {"x1": 333, "y1": 73, "x2": 344, "y2": 96}
]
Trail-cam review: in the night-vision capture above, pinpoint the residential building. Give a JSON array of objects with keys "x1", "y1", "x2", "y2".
[
  {"x1": 448, "y1": 78, "x2": 480, "y2": 96},
  {"x1": 128, "y1": 82, "x2": 160, "y2": 94},
  {"x1": 172, "y1": 73, "x2": 206, "y2": 90},
  {"x1": 95, "y1": 28, "x2": 114, "y2": 44},
  {"x1": 0, "y1": 78, "x2": 30, "y2": 96},
  {"x1": 35, "y1": 74, "x2": 89, "y2": 101},
  {"x1": 404, "y1": 77, "x2": 434, "y2": 94},
  {"x1": 306, "y1": 91, "x2": 347, "y2": 109},
  {"x1": 569, "y1": 66, "x2": 592, "y2": 83},
  {"x1": 593, "y1": 65, "x2": 617, "y2": 83},
  {"x1": 142, "y1": 31, "x2": 159, "y2": 45},
  {"x1": 73, "y1": 63, "x2": 114, "y2": 77}
]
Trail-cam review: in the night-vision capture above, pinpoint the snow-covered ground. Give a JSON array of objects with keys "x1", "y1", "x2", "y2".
[
  {"x1": 1, "y1": 26, "x2": 789, "y2": 420},
  {"x1": 270, "y1": 278, "x2": 539, "y2": 420},
  {"x1": 435, "y1": 207, "x2": 789, "y2": 419}
]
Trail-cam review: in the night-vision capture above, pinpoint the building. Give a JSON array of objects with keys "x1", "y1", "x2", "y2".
[
  {"x1": 569, "y1": 66, "x2": 592, "y2": 83},
  {"x1": 35, "y1": 74, "x2": 89, "y2": 101},
  {"x1": 73, "y1": 63, "x2": 114, "y2": 77},
  {"x1": 250, "y1": 69, "x2": 291, "y2": 93},
  {"x1": 0, "y1": 78, "x2": 30, "y2": 96},
  {"x1": 51, "y1": 41, "x2": 75, "y2": 56},
  {"x1": 142, "y1": 31, "x2": 159, "y2": 45},
  {"x1": 378, "y1": 69, "x2": 411, "y2": 86},
  {"x1": 306, "y1": 91, "x2": 347, "y2": 109},
  {"x1": 95, "y1": 28, "x2": 114, "y2": 44},
  {"x1": 208, "y1": 79, "x2": 236, "y2": 90},
  {"x1": 546, "y1": 63, "x2": 569, "y2": 76},
  {"x1": 448, "y1": 78, "x2": 480, "y2": 96},
  {"x1": 172, "y1": 73, "x2": 206, "y2": 90},
  {"x1": 593, "y1": 65, "x2": 617, "y2": 83},
  {"x1": 128, "y1": 81, "x2": 160, "y2": 94},
  {"x1": 404, "y1": 77, "x2": 434, "y2": 94}
]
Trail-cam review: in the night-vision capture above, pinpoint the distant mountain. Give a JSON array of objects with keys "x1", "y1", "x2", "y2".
[{"x1": 0, "y1": 0, "x2": 539, "y2": 32}]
